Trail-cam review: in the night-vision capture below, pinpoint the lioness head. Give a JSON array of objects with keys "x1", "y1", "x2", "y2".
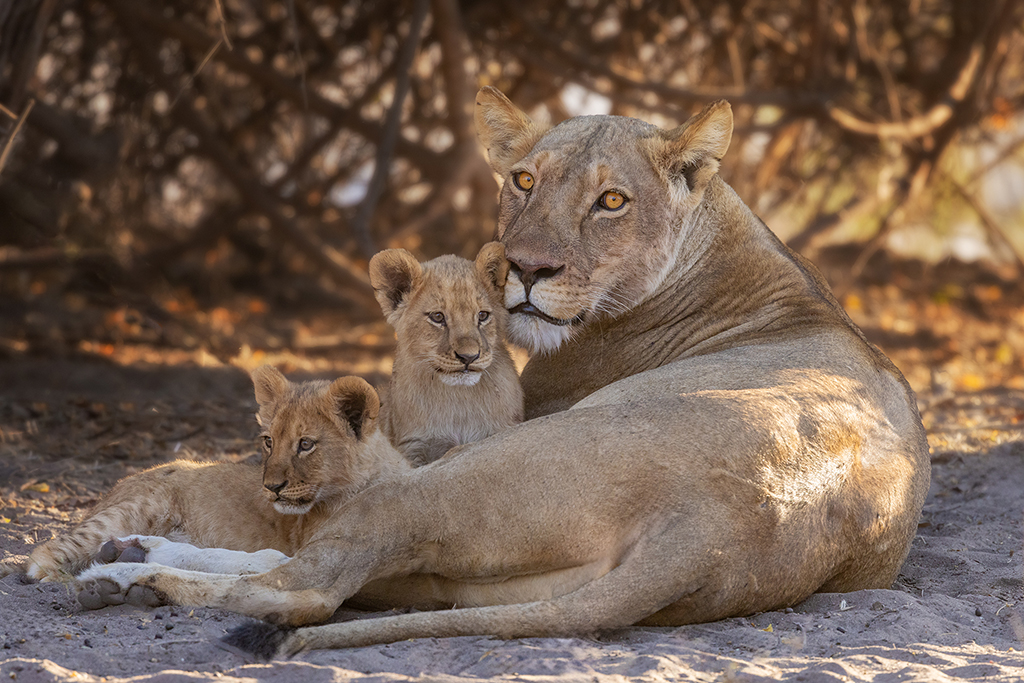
[
  {"x1": 475, "y1": 86, "x2": 734, "y2": 354},
  {"x1": 250, "y1": 366, "x2": 381, "y2": 514},
  {"x1": 369, "y1": 242, "x2": 511, "y2": 387}
]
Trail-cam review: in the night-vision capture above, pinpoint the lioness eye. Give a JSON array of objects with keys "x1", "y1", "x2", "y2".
[
  {"x1": 512, "y1": 171, "x2": 534, "y2": 192},
  {"x1": 427, "y1": 311, "x2": 446, "y2": 325},
  {"x1": 478, "y1": 311, "x2": 490, "y2": 323},
  {"x1": 598, "y1": 190, "x2": 626, "y2": 211},
  {"x1": 262, "y1": 436, "x2": 273, "y2": 450},
  {"x1": 298, "y1": 437, "x2": 315, "y2": 452}
]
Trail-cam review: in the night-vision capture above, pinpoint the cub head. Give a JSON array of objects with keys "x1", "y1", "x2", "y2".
[
  {"x1": 250, "y1": 366, "x2": 381, "y2": 514},
  {"x1": 369, "y1": 242, "x2": 511, "y2": 387},
  {"x1": 475, "y1": 86, "x2": 734, "y2": 354}
]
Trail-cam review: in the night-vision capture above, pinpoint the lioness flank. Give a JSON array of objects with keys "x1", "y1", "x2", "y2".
[{"x1": 71, "y1": 87, "x2": 930, "y2": 658}]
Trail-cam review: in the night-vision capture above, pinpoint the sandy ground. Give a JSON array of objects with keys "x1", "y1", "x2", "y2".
[{"x1": 1, "y1": 357, "x2": 1022, "y2": 682}]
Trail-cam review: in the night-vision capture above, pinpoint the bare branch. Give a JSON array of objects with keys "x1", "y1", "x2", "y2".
[
  {"x1": 112, "y1": 12, "x2": 378, "y2": 311},
  {"x1": 0, "y1": 98, "x2": 35, "y2": 177},
  {"x1": 516, "y1": 21, "x2": 828, "y2": 109},
  {"x1": 105, "y1": 0, "x2": 446, "y2": 173},
  {"x1": 349, "y1": 0, "x2": 431, "y2": 259},
  {"x1": 212, "y1": 0, "x2": 232, "y2": 49},
  {"x1": 169, "y1": 38, "x2": 223, "y2": 110},
  {"x1": 826, "y1": 45, "x2": 983, "y2": 140},
  {"x1": 946, "y1": 172, "x2": 1024, "y2": 272}
]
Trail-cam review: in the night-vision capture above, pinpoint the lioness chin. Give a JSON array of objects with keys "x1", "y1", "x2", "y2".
[{"x1": 68, "y1": 87, "x2": 929, "y2": 659}]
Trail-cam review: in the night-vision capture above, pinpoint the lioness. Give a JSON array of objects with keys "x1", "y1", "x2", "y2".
[
  {"x1": 371, "y1": 242, "x2": 523, "y2": 465},
  {"x1": 75, "y1": 87, "x2": 930, "y2": 657},
  {"x1": 26, "y1": 369, "x2": 408, "y2": 582}
]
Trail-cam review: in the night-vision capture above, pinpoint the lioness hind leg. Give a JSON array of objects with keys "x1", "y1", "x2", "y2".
[{"x1": 229, "y1": 529, "x2": 702, "y2": 656}]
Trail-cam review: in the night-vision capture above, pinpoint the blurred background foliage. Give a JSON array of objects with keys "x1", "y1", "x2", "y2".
[{"x1": 1, "y1": 0, "x2": 1023, "y2": 393}]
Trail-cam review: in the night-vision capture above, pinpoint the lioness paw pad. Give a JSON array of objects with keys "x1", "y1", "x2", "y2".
[
  {"x1": 77, "y1": 576, "x2": 166, "y2": 610},
  {"x1": 78, "y1": 578, "x2": 126, "y2": 610}
]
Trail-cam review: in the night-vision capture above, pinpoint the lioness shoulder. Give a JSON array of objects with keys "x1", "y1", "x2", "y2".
[{"x1": 370, "y1": 241, "x2": 524, "y2": 465}]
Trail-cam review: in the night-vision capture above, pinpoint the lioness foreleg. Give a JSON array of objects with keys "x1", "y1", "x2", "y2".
[
  {"x1": 75, "y1": 559, "x2": 344, "y2": 625},
  {"x1": 228, "y1": 525, "x2": 702, "y2": 655}
]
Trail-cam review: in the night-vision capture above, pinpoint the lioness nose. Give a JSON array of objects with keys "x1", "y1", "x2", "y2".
[
  {"x1": 509, "y1": 259, "x2": 564, "y2": 295},
  {"x1": 265, "y1": 480, "x2": 287, "y2": 494},
  {"x1": 454, "y1": 350, "x2": 480, "y2": 366}
]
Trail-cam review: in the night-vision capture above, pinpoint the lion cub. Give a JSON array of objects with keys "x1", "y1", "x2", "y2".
[
  {"x1": 25, "y1": 368, "x2": 409, "y2": 581},
  {"x1": 370, "y1": 242, "x2": 524, "y2": 465}
]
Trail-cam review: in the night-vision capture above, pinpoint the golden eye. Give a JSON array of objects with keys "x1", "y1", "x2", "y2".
[
  {"x1": 598, "y1": 191, "x2": 626, "y2": 211},
  {"x1": 427, "y1": 311, "x2": 446, "y2": 325},
  {"x1": 478, "y1": 311, "x2": 490, "y2": 323},
  {"x1": 512, "y1": 171, "x2": 534, "y2": 191},
  {"x1": 262, "y1": 435, "x2": 273, "y2": 450},
  {"x1": 298, "y1": 437, "x2": 315, "y2": 452}
]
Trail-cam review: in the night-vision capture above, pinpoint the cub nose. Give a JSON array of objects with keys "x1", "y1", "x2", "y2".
[
  {"x1": 454, "y1": 350, "x2": 480, "y2": 367},
  {"x1": 508, "y1": 259, "x2": 564, "y2": 295},
  {"x1": 265, "y1": 480, "x2": 288, "y2": 495}
]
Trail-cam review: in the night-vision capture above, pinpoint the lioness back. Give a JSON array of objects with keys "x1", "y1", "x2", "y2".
[
  {"x1": 26, "y1": 371, "x2": 407, "y2": 581},
  {"x1": 370, "y1": 242, "x2": 524, "y2": 465}
]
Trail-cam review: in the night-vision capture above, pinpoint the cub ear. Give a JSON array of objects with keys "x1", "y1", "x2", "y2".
[
  {"x1": 369, "y1": 249, "x2": 423, "y2": 320},
  {"x1": 251, "y1": 365, "x2": 289, "y2": 409},
  {"x1": 475, "y1": 241, "x2": 510, "y2": 292},
  {"x1": 475, "y1": 86, "x2": 549, "y2": 178},
  {"x1": 645, "y1": 100, "x2": 733, "y2": 197},
  {"x1": 327, "y1": 376, "x2": 380, "y2": 441}
]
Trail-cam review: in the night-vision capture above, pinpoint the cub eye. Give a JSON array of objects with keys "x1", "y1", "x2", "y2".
[
  {"x1": 262, "y1": 436, "x2": 273, "y2": 450},
  {"x1": 427, "y1": 311, "x2": 446, "y2": 325},
  {"x1": 478, "y1": 311, "x2": 490, "y2": 323},
  {"x1": 298, "y1": 437, "x2": 315, "y2": 452},
  {"x1": 598, "y1": 190, "x2": 626, "y2": 211},
  {"x1": 512, "y1": 171, "x2": 534, "y2": 191}
]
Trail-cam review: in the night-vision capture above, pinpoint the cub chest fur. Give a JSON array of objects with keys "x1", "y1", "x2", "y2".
[{"x1": 370, "y1": 242, "x2": 525, "y2": 465}]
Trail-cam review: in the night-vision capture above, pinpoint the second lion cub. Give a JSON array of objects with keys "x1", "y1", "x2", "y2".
[{"x1": 370, "y1": 242, "x2": 524, "y2": 465}]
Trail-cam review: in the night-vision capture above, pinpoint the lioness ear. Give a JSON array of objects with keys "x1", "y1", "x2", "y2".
[
  {"x1": 647, "y1": 100, "x2": 733, "y2": 196},
  {"x1": 475, "y1": 86, "x2": 549, "y2": 177},
  {"x1": 475, "y1": 241, "x2": 510, "y2": 292},
  {"x1": 327, "y1": 376, "x2": 380, "y2": 441},
  {"x1": 369, "y1": 249, "x2": 423, "y2": 321},
  {"x1": 251, "y1": 365, "x2": 289, "y2": 409}
]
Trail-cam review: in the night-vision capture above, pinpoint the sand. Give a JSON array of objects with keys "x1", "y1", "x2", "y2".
[{"x1": 1, "y1": 360, "x2": 1022, "y2": 682}]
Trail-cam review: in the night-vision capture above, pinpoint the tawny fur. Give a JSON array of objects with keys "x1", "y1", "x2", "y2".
[
  {"x1": 72, "y1": 88, "x2": 930, "y2": 658},
  {"x1": 370, "y1": 242, "x2": 524, "y2": 465},
  {"x1": 25, "y1": 370, "x2": 408, "y2": 581}
]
